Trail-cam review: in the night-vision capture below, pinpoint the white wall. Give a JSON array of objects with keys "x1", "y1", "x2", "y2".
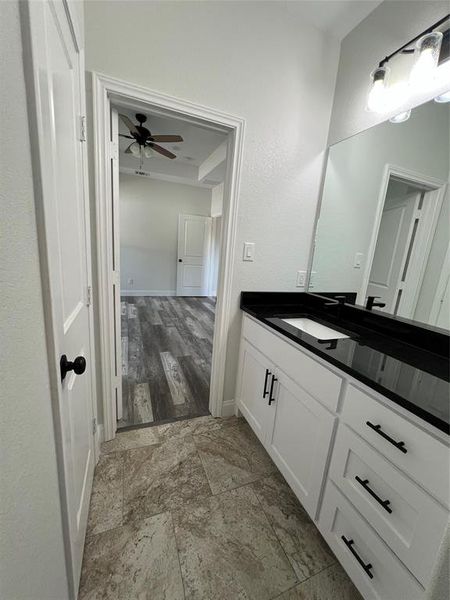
[
  {"x1": 120, "y1": 174, "x2": 211, "y2": 294},
  {"x1": 312, "y1": 100, "x2": 449, "y2": 294},
  {"x1": 85, "y1": 0, "x2": 340, "y2": 403},
  {"x1": 0, "y1": 2, "x2": 69, "y2": 598},
  {"x1": 328, "y1": 0, "x2": 450, "y2": 145}
]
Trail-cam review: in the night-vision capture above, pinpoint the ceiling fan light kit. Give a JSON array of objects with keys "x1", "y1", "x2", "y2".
[{"x1": 119, "y1": 112, "x2": 184, "y2": 160}]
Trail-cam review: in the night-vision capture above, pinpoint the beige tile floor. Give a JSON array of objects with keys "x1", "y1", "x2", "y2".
[{"x1": 79, "y1": 415, "x2": 362, "y2": 600}]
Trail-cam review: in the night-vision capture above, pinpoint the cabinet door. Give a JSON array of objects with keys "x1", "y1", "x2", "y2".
[
  {"x1": 236, "y1": 340, "x2": 273, "y2": 443},
  {"x1": 267, "y1": 370, "x2": 336, "y2": 518}
]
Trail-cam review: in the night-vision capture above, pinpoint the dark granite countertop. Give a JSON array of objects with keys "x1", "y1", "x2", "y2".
[{"x1": 240, "y1": 292, "x2": 450, "y2": 435}]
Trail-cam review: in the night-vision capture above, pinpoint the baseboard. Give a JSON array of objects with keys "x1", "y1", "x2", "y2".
[
  {"x1": 120, "y1": 290, "x2": 176, "y2": 297},
  {"x1": 221, "y1": 399, "x2": 236, "y2": 417}
]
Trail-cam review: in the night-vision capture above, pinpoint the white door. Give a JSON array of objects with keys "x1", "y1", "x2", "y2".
[
  {"x1": 235, "y1": 340, "x2": 274, "y2": 443},
  {"x1": 110, "y1": 109, "x2": 123, "y2": 421},
  {"x1": 429, "y1": 244, "x2": 450, "y2": 330},
  {"x1": 177, "y1": 214, "x2": 212, "y2": 296},
  {"x1": 266, "y1": 370, "x2": 336, "y2": 518},
  {"x1": 366, "y1": 189, "x2": 418, "y2": 312},
  {"x1": 25, "y1": 1, "x2": 95, "y2": 594}
]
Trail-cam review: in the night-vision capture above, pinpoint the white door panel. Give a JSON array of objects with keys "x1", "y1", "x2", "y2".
[
  {"x1": 26, "y1": 1, "x2": 95, "y2": 594},
  {"x1": 177, "y1": 214, "x2": 212, "y2": 296},
  {"x1": 367, "y1": 191, "x2": 417, "y2": 311}
]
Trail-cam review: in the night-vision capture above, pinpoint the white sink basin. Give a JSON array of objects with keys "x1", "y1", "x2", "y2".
[{"x1": 281, "y1": 317, "x2": 349, "y2": 340}]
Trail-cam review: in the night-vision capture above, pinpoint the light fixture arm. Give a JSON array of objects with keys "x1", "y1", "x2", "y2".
[{"x1": 378, "y1": 14, "x2": 449, "y2": 68}]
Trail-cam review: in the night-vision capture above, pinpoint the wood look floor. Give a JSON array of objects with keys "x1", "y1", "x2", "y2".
[{"x1": 119, "y1": 296, "x2": 215, "y2": 429}]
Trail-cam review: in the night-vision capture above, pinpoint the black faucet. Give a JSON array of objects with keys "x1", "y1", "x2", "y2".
[
  {"x1": 323, "y1": 295, "x2": 347, "y2": 319},
  {"x1": 366, "y1": 296, "x2": 386, "y2": 311}
]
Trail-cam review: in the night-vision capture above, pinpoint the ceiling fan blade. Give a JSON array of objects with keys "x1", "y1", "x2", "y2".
[
  {"x1": 124, "y1": 143, "x2": 133, "y2": 154},
  {"x1": 119, "y1": 133, "x2": 134, "y2": 139},
  {"x1": 151, "y1": 144, "x2": 176, "y2": 159},
  {"x1": 150, "y1": 135, "x2": 184, "y2": 143},
  {"x1": 119, "y1": 114, "x2": 139, "y2": 135}
]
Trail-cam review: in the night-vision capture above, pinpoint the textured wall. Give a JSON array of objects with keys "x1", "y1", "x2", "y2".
[
  {"x1": 119, "y1": 174, "x2": 211, "y2": 294},
  {"x1": 85, "y1": 0, "x2": 340, "y2": 404},
  {"x1": 0, "y1": 2, "x2": 69, "y2": 598},
  {"x1": 328, "y1": 0, "x2": 450, "y2": 145}
]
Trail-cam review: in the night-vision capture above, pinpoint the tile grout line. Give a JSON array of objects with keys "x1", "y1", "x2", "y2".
[
  {"x1": 169, "y1": 510, "x2": 187, "y2": 600},
  {"x1": 270, "y1": 563, "x2": 339, "y2": 600},
  {"x1": 249, "y1": 478, "x2": 300, "y2": 596}
]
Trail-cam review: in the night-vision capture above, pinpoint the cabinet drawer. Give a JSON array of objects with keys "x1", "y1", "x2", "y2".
[
  {"x1": 319, "y1": 481, "x2": 424, "y2": 600},
  {"x1": 330, "y1": 425, "x2": 448, "y2": 587},
  {"x1": 342, "y1": 384, "x2": 449, "y2": 507},
  {"x1": 242, "y1": 315, "x2": 342, "y2": 412}
]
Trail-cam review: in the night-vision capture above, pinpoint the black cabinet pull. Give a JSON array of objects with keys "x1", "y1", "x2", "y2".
[
  {"x1": 262, "y1": 369, "x2": 271, "y2": 398},
  {"x1": 355, "y1": 476, "x2": 392, "y2": 514},
  {"x1": 268, "y1": 375, "x2": 277, "y2": 405},
  {"x1": 366, "y1": 421, "x2": 407, "y2": 454},
  {"x1": 341, "y1": 536, "x2": 374, "y2": 579}
]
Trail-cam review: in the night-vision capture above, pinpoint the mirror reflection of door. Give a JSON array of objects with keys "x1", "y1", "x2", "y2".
[
  {"x1": 367, "y1": 180, "x2": 421, "y2": 313},
  {"x1": 366, "y1": 177, "x2": 444, "y2": 319}
]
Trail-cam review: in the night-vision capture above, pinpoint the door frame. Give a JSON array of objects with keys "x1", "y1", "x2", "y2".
[
  {"x1": 92, "y1": 72, "x2": 245, "y2": 441},
  {"x1": 20, "y1": 1, "x2": 98, "y2": 596},
  {"x1": 358, "y1": 164, "x2": 446, "y2": 308}
]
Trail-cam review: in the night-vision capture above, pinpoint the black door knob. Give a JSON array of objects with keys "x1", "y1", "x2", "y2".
[
  {"x1": 178, "y1": 258, "x2": 183, "y2": 262},
  {"x1": 60, "y1": 354, "x2": 86, "y2": 381}
]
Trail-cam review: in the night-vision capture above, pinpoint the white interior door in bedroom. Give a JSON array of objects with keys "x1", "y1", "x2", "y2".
[{"x1": 177, "y1": 214, "x2": 212, "y2": 296}]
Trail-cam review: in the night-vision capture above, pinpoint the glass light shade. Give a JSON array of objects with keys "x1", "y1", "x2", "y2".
[
  {"x1": 389, "y1": 109, "x2": 411, "y2": 124},
  {"x1": 410, "y1": 31, "x2": 443, "y2": 90},
  {"x1": 367, "y1": 66, "x2": 389, "y2": 113},
  {"x1": 143, "y1": 146, "x2": 154, "y2": 158},
  {"x1": 435, "y1": 90, "x2": 450, "y2": 103},
  {"x1": 130, "y1": 142, "x2": 141, "y2": 157}
]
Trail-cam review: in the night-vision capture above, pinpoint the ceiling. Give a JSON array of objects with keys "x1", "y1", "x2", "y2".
[
  {"x1": 285, "y1": 0, "x2": 383, "y2": 41},
  {"x1": 117, "y1": 107, "x2": 227, "y2": 188},
  {"x1": 118, "y1": 108, "x2": 226, "y2": 166}
]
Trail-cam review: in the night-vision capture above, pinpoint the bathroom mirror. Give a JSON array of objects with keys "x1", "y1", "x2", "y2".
[{"x1": 310, "y1": 99, "x2": 449, "y2": 330}]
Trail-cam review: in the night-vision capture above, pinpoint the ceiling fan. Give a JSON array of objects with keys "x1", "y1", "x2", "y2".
[{"x1": 119, "y1": 113, "x2": 184, "y2": 160}]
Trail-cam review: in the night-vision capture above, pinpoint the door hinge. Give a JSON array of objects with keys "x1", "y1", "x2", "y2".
[
  {"x1": 92, "y1": 418, "x2": 97, "y2": 436},
  {"x1": 80, "y1": 115, "x2": 86, "y2": 142},
  {"x1": 110, "y1": 140, "x2": 119, "y2": 161},
  {"x1": 86, "y1": 285, "x2": 92, "y2": 307}
]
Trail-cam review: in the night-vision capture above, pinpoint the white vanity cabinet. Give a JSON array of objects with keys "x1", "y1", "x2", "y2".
[
  {"x1": 235, "y1": 315, "x2": 338, "y2": 518},
  {"x1": 235, "y1": 313, "x2": 450, "y2": 600}
]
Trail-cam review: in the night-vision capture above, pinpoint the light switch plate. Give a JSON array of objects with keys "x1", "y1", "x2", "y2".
[
  {"x1": 243, "y1": 242, "x2": 255, "y2": 261},
  {"x1": 354, "y1": 252, "x2": 364, "y2": 269},
  {"x1": 296, "y1": 270, "x2": 306, "y2": 287}
]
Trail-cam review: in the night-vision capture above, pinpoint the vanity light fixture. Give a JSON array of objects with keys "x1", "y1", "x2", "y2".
[
  {"x1": 389, "y1": 110, "x2": 411, "y2": 124},
  {"x1": 367, "y1": 14, "x2": 450, "y2": 114},
  {"x1": 367, "y1": 67, "x2": 389, "y2": 113},
  {"x1": 410, "y1": 31, "x2": 443, "y2": 90}
]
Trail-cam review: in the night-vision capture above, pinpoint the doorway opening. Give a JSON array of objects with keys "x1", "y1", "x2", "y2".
[
  {"x1": 114, "y1": 107, "x2": 227, "y2": 428},
  {"x1": 93, "y1": 74, "x2": 244, "y2": 441},
  {"x1": 360, "y1": 166, "x2": 446, "y2": 321}
]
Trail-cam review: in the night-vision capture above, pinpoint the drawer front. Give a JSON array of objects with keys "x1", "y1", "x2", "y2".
[
  {"x1": 330, "y1": 425, "x2": 448, "y2": 586},
  {"x1": 342, "y1": 384, "x2": 450, "y2": 507},
  {"x1": 242, "y1": 315, "x2": 342, "y2": 412},
  {"x1": 319, "y1": 481, "x2": 424, "y2": 600}
]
